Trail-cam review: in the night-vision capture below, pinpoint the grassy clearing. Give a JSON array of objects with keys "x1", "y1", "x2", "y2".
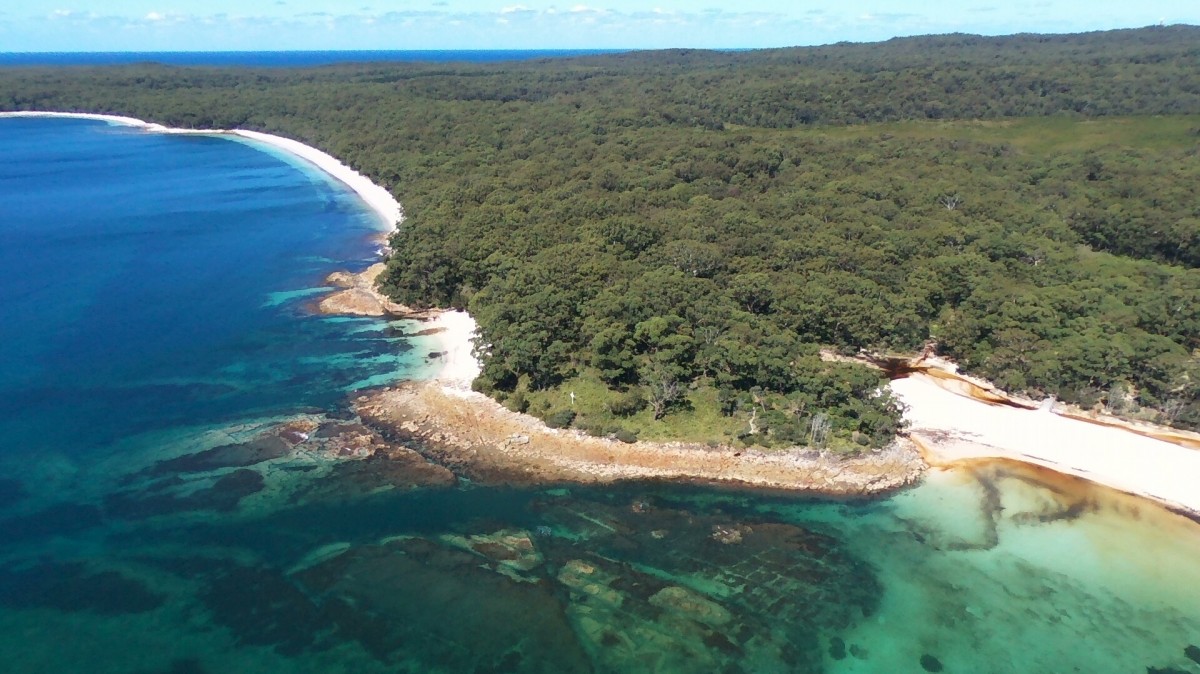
[
  {"x1": 512, "y1": 371, "x2": 863, "y2": 453},
  {"x1": 517, "y1": 372, "x2": 746, "y2": 444}
]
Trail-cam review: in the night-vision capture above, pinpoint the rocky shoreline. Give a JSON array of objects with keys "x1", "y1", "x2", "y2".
[
  {"x1": 351, "y1": 381, "x2": 927, "y2": 496},
  {"x1": 316, "y1": 263, "x2": 432, "y2": 318},
  {"x1": 311, "y1": 252, "x2": 922, "y2": 497}
]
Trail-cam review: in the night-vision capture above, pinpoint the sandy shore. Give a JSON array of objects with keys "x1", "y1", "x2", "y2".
[
  {"x1": 892, "y1": 370, "x2": 1200, "y2": 517},
  {"x1": 314, "y1": 266, "x2": 481, "y2": 392},
  {"x1": 230, "y1": 130, "x2": 401, "y2": 230},
  {"x1": 0, "y1": 111, "x2": 402, "y2": 231},
  {"x1": 422, "y1": 310, "x2": 483, "y2": 390}
]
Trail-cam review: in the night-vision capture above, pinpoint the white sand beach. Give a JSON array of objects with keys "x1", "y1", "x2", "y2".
[
  {"x1": 0, "y1": 111, "x2": 402, "y2": 231},
  {"x1": 423, "y1": 310, "x2": 482, "y2": 391},
  {"x1": 892, "y1": 371, "x2": 1200, "y2": 516},
  {"x1": 0, "y1": 110, "x2": 155, "y2": 127},
  {"x1": 229, "y1": 130, "x2": 402, "y2": 231}
]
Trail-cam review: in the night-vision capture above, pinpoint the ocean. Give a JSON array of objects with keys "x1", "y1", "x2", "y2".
[
  {"x1": 0, "y1": 50, "x2": 627, "y2": 68},
  {"x1": 1, "y1": 117, "x2": 1199, "y2": 674}
]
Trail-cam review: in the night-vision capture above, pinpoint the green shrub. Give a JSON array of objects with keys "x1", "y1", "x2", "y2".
[
  {"x1": 608, "y1": 388, "x2": 648, "y2": 417},
  {"x1": 613, "y1": 428, "x2": 639, "y2": 444},
  {"x1": 716, "y1": 387, "x2": 739, "y2": 416},
  {"x1": 504, "y1": 391, "x2": 529, "y2": 414},
  {"x1": 578, "y1": 420, "x2": 613, "y2": 437},
  {"x1": 544, "y1": 409, "x2": 577, "y2": 429}
]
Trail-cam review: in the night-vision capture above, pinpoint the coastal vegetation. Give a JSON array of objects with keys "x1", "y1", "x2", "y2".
[{"x1": 3, "y1": 26, "x2": 1198, "y2": 446}]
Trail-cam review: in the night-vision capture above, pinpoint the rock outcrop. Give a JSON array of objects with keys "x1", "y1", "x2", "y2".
[
  {"x1": 316, "y1": 263, "x2": 412, "y2": 317},
  {"x1": 353, "y1": 382, "x2": 927, "y2": 496}
]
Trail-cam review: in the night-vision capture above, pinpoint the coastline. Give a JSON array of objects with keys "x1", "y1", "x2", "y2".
[
  {"x1": 422, "y1": 309, "x2": 483, "y2": 391},
  {"x1": 891, "y1": 365, "x2": 1200, "y2": 517},
  {"x1": 0, "y1": 111, "x2": 402, "y2": 232},
  {"x1": 1, "y1": 111, "x2": 479, "y2": 391},
  {"x1": 8, "y1": 111, "x2": 1197, "y2": 510},
  {"x1": 229, "y1": 130, "x2": 402, "y2": 232},
  {"x1": 353, "y1": 382, "x2": 926, "y2": 494}
]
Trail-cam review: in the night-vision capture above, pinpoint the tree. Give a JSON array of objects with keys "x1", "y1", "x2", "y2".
[
  {"x1": 643, "y1": 365, "x2": 683, "y2": 420},
  {"x1": 808, "y1": 413, "x2": 831, "y2": 449},
  {"x1": 938, "y1": 194, "x2": 963, "y2": 211}
]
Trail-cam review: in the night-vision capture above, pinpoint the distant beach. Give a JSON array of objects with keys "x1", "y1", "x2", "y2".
[{"x1": 0, "y1": 111, "x2": 402, "y2": 232}]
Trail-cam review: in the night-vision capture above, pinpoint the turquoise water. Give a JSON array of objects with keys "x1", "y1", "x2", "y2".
[{"x1": 1, "y1": 118, "x2": 1198, "y2": 673}]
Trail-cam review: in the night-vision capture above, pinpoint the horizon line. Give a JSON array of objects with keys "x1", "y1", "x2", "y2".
[{"x1": 2, "y1": 23, "x2": 1196, "y2": 57}]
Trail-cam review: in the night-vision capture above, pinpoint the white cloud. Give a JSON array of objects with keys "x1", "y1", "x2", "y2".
[{"x1": 18, "y1": 3, "x2": 917, "y2": 50}]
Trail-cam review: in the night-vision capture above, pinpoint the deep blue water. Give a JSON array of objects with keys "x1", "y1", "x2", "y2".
[
  {"x1": 0, "y1": 118, "x2": 425, "y2": 457},
  {"x1": 0, "y1": 117, "x2": 1198, "y2": 674},
  {"x1": 0, "y1": 50, "x2": 627, "y2": 67}
]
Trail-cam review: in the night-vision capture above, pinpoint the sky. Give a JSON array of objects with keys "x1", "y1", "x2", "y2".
[{"x1": 1, "y1": 1, "x2": 1196, "y2": 52}]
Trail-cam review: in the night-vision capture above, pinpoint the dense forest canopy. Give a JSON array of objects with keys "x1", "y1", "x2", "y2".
[{"x1": 3, "y1": 26, "x2": 1199, "y2": 446}]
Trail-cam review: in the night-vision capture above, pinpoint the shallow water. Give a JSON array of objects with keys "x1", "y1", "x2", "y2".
[{"x1": 1, "y1": 118, "x2": 1198, "y2": 674}]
